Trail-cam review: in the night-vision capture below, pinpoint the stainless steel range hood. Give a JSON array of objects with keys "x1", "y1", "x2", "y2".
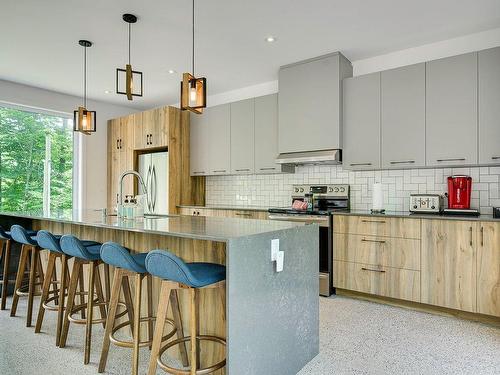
[{"x1": 275, "y1": 149, "x2": 342, "y2": 165}]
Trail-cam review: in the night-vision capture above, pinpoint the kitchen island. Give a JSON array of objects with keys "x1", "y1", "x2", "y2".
[{"x1": 0, "y1": 210, "x2": 319, "y2": 375}]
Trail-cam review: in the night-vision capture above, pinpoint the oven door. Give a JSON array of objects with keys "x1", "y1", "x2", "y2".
[{"x1": 267, "y1": 214, "x2": 332, "y2": 296}]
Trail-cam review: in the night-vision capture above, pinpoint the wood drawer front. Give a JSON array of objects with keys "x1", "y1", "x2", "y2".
[
  {"x1": 333, "y1": 261, "x2": 421, "y2": 302},
  {"x1": 334, "y1": 234, "x2": 420, "y2": 271},
  {"x1": 333, "y1": 215, "x2": 421, "y2": 239}
]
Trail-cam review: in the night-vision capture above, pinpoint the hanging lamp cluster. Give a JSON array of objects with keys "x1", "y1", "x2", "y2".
[
  {"x1": 116, "y1": 13, "x2": 143, "y2": 100},
  {"x1": 74, "y1": 40, "x2": 96, "y2": 134},
  {"x1": 180, "y1": 0, "x2": 207, "y2": 114}
]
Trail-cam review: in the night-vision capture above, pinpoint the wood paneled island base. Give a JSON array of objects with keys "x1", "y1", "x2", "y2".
[{"x1": 0, "y1": 211, "x2": 319, "y2": 375}]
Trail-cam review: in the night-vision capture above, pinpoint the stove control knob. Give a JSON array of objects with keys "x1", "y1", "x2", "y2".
[
  {"x1": 413, "y1": 205, "x2": 418, "y2": 209},
  {"x1": 294, "y1": 188, "x2": 299, "y2": 193},
  {"x1": 299, "y1": 188, "x2": 304, "y2": 193},
  {"x1": 334, "y1": 187, "x2": 339, "y2": 192},
  {"x1": 340, "y1": 187, "x2": 345, "y2": 192},
  {"x1": 328, "y1": 187, "x2": 333, "y2": 192},
  {"x1": 431, "y1": 206, "x2": 436, "y2": 209}
]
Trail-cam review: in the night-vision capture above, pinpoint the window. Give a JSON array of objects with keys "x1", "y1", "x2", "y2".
[{"x1": 0, "y1": 105, "x2": 74, "y2": 211}]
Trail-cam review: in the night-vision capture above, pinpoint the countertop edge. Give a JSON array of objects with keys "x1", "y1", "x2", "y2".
[{"x1": 332, "y1": 211, "x2": 499, "y2": 222}]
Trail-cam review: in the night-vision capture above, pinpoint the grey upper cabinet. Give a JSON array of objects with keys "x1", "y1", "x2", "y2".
[
  {"x1": 255, "y1": 94, "x2": 282, "y2": 174},
  {"x1": 479, "y1": 47, "x2": 500, "y2": 165},
  {"x1": 426, "y1": 53, "x2": 478, "y2": 167},
  {"x1": 343, "y1": 72, "x2": 381, "y2": 170},
  {"x1": 207, "y1": 104, "x2": 231, "y2": 175},
  {"x1": 278, "y1": 53, "x2": 352, "y2": 153},
  {"x1": 190, "y1": 112, "x2": 209, "y2": 176},
  {"x1": 381, "y1": 63, "x2": 426, "y2": 169},
  {"x1": 230, "y1": 99, "x2": 255, "y2": 174}
]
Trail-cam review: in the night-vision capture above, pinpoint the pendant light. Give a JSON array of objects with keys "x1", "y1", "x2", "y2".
[
  {"x1": 180, "y1": 0, "x2": 206, "y2": 114},
  {"x1": 73, "y1": 40, "x2": 96, "y2": 134},
  {"x1": 116, "y1": 13, "x2": 143, "y2": 100}
]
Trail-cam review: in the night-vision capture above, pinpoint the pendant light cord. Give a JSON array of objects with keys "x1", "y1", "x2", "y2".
[
  {"x1": 128, "y1": 22, "x2": 131, "y2": 65},
  {"x1": 83, "y1": 45, "x2": 87, "y2": 108},
  {"x1": 192, "y1": 0, "x2": 195, "y2": 75}
]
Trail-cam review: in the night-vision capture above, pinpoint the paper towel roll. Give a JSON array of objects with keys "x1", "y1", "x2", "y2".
[{"x1": 372, "y1": 183, "x2": 384, "y2": 212}]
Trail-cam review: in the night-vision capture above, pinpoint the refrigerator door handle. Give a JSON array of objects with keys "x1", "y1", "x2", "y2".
[
  {"x1": 146, "y1": 165, "x2": 152, "y2": 212},
  {"x1": 152, "y1": 165, "x2": 157, "y2": 212}
]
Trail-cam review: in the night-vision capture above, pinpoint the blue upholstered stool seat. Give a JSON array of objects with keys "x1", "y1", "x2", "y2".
[
  {"x1": 36, "y1": 230, "x2": 64, "y2": 253},
  {"x1": 145, "y1": 250, "x2": 226, "y2": 288},
  {"x1": 100, "y1": 242, "x2": 147, "y2": 274},
  {"x1": 0, "y1": 227, "x2": 36, "y2": 241},
  {"x1": 10, "y1": 225, "x2": 39, "y2": 246},
  {"x1": 60, "y1": 235, "x2": 102, "y2": 261}
]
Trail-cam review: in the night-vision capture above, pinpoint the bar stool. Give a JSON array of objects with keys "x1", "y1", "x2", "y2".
[
  {"x1": 58, "y1": 234, "x2": 110, "y2": 364},
  {"x1": 10, "y1": 225, "x2": 45, "y2": 327},
  {"x1": 0, "y1": 225, "x2": 36, "y2": 310},
  {"x1": 98, "y1": 242, "x2": 180, "y2": 375},
  {"x1": 145, "y1": 250, "x2": 227, "y2": 375},
  {"x1": 34, "y1": 230, "x2": 71, "y2": 346}
]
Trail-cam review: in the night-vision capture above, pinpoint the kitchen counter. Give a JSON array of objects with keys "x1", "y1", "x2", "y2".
[
  {"x1": 177, "y1": 204, "x2": 270, "y2": 212},
  {"x1": 0, "y1": 209, "x2": 297, "y2": 242},
  {"x1": 332, "y1": 210, "x2": 500, "y2": 222},
  {"x1": 0, "y1": 209, "x2": 318, "y2": 375}
]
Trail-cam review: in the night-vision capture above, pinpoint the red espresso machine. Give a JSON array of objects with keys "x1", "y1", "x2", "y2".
[{"x1": 443, "y1": 175, "x2": 479, "y2": 216}]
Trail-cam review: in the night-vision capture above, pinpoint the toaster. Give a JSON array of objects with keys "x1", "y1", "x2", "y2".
[{"x1": 409, "y1": 194, "x2": 444, "y2": 214}]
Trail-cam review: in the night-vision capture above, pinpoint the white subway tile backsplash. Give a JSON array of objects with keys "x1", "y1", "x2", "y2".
[{"x1": 206, "y1": 165, "x2": 500, "y2": 212}]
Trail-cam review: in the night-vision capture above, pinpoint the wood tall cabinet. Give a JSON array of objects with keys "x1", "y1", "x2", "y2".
[
  {"x1": 107, "y1": 106, "x2": 204, "y2": 212},
  {"x1": 476, "y1": 221, "x2": 500, "y2": 317},
  {"x1": 478, "y1": 47, "x2": 500, "y2": 164},
  {"x1": 426, "y1": 53, "x2": 478, "y2": 167},
  {"x1": 343, "y1": 72, "x2": 381, "y2": 170},
  {"x1": 421, "y1": 220, "x2": 477, "y2": 313}
]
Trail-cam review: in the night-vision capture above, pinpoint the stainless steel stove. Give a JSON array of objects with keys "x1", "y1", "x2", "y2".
[{"x1": 268, "y1": 184, "x2": 350, "y2": 296}]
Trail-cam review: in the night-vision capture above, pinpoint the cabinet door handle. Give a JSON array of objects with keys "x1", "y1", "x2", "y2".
[
  {"x1": 259, "y1": 167, "x2": 277, "y2": 171},
  {"x1": 436, "y1": 158, "x2": 466, "y2": 162},
  {"x1": 120, "y1": 139, "x2": 123, "y2": 149},
  {"x1": 469, "y1": 226, "x2": 473, "y2": 246},
  {"x1": 235, "y1": 213, "x2": 252, "y2": 217},
  {"x1": 390, "y1": 160, "x2": 415, "y2": 165},
  {"x1": 480, "y1": 226, "x2": 484, "y2": 246},
  {"x1": 213, "y1": 170, "x2": 227, "y2": 173},
  {"x1": 235, "y1": 169, "x2": 250, "y2": 172},
  {"x1": 361, "y1": 238, "x2": 386, "y2": 244},
  {"x1": 146, "y1": 134, "x2": 150, "y2": 145},
  {"x1": 361, "y1": 267, "x2": 386, "y2": 273},
  {"x1": 193, "y1": 171, "x2": 205, "y2": 175},
  {"x1": 361, "y1": 219, "x2": 386, "y2": 223},
  {"x1": 192, "y1": 211, "x2": 196, "y2": 216},
  {"x1": 350, "y1": 162, "x2": 372, "y2": 166},
  {"x1": 150, "y1": 134, "x2": 153, "y2": 144},
  {"x1": 116, "y1": 139, "x2": 119, "y2": 150},
  {"x1": 492, "y1": 156, "x2": 500, "y2": 160}
]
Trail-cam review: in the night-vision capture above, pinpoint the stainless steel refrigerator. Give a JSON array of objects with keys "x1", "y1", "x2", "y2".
[{"x1": 138, "y1": 151, "x2": 168, "y2": 215}]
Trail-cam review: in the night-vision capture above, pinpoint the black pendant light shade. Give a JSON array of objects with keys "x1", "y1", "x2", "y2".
[
  {"x1": 74, "y1": 40, "x2": 96, "y2": 134},
  {"x1": 180, "y1": 0, "x2": 206, "y2": 114},
  {"x1": 116, "y1": 13, "x2": 143, "y2": 100}
]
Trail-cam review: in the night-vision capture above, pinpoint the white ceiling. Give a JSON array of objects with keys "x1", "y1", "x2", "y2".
[{"x1": 1, "y1": 0, "x2": 500, "y2": 110}]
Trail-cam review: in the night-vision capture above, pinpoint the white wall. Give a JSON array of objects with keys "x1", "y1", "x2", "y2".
[{"x1": 0, "y1": 79, "x2": 136, "y2": 209}]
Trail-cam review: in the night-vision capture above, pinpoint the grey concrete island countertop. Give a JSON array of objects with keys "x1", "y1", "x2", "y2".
[
  {"x1": 177, "y1": 204, "x2": 270, "y2": 212},
  {"x1": 0, "y1": 209, "x2": 302, "y2": 242},
  {"x1": 333, "y1": 210, "x2": 500, "y2": 222}
]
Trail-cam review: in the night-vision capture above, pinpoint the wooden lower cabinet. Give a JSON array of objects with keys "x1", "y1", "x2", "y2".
[
  {"x1": 477, "y1": 221, "x2": 500, "y2": 316},
  {"x1": 334, "y1": 260, "x2": 420, "y2": 302},
  {"x1": 178, "y1": 207, "x2": 268, "y2": 220},
  {"x1": 421, "y1": 220, "x2": 476, "y2": 313},
  {"x1": 333, "y1": 215, "x2": 420, "y2": 239}
]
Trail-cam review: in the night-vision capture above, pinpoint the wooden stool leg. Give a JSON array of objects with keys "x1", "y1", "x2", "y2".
[
  {"x1": 94, "y1": 265, "x2": 107, "y2": 328},
  {"x1": 189, "y1": 288, "x2": 200, "y2": 375},
  {"x1": 84, "y1": 261, "x2": 96, "y2": 364},
  {"x1": 146, "y1": 275, "x2": 154, "y2": 350},
  {"x1": 10, "y1": 244, "x2": 29, "y2": 317},
  {"x1": 121, "y1": 275, "x2": 135, "y2": 334},
  {"x1": 26, "y1": 246, "x2": 38, "y2": 327},
  {"x1": 170, "y1": 289, "x2": 189, "y2": 366},
  {"x1": 78, "y1": 265, "x2": 86, "y2": 319},
  {"x1": 104, "y1": 263, "x2": 111, "y2": 302},
  {"x1": 132, "y1": 273, "x2": 143, "y2": 375},
  {"x1": 56, "y1": 254, "x2": 68, "y2": 346},
  {"x1": 1, "y1": 240, "x2": 12, "y2": 310},
  {"x1": 35, "y1": 252, "x2": 56, "y2": 333},
  {"x1": 36, "y1": 250, "x2": 45, "y2": 287},
  {"x1": 51, "y1": 261, "x2": 59, "y2": 306},
  {"x1": 147, "y1": 281, "x2": 172, "y2": 375},
  {"x1": 98, "y1": 268, "x2": 123, "y2": 373},
  {"x1": 59, "y1": 260, "x2": 82, "y2": 348}
]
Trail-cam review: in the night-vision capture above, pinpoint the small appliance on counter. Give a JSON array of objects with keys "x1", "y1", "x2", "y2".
[
  {"x1": 493, "y1": 207, "x2": 500, "y2": 219},
  {"x1": 443, "y1": 175, "x2": 479, "y2": 216},
  {"x1": 409, "y1": 194, "x2": 444, "y2": 214},
  {"x1": 371, "y1": 182, "x2": 385, "y2": 214}
]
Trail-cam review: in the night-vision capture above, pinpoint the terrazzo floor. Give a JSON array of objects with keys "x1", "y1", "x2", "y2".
[{"x1": 0, "y1": 295, "x2": 499, "y2": 375}]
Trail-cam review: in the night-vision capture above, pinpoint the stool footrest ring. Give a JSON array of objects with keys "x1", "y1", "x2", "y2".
[{"x1": 109, "y1": 317, "x2": 177, "y2": 349}]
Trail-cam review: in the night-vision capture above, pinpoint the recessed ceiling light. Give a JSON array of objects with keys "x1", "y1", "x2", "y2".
[
  {"x1": 265, "y1": 36, "x2": 276, "y2": 43},
  {"x1": 104, "y1": 90, "x2": 111, "y2": 94},
  {"x1": 168, "y1": 69, "x2": 176, "y2": 74}
]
